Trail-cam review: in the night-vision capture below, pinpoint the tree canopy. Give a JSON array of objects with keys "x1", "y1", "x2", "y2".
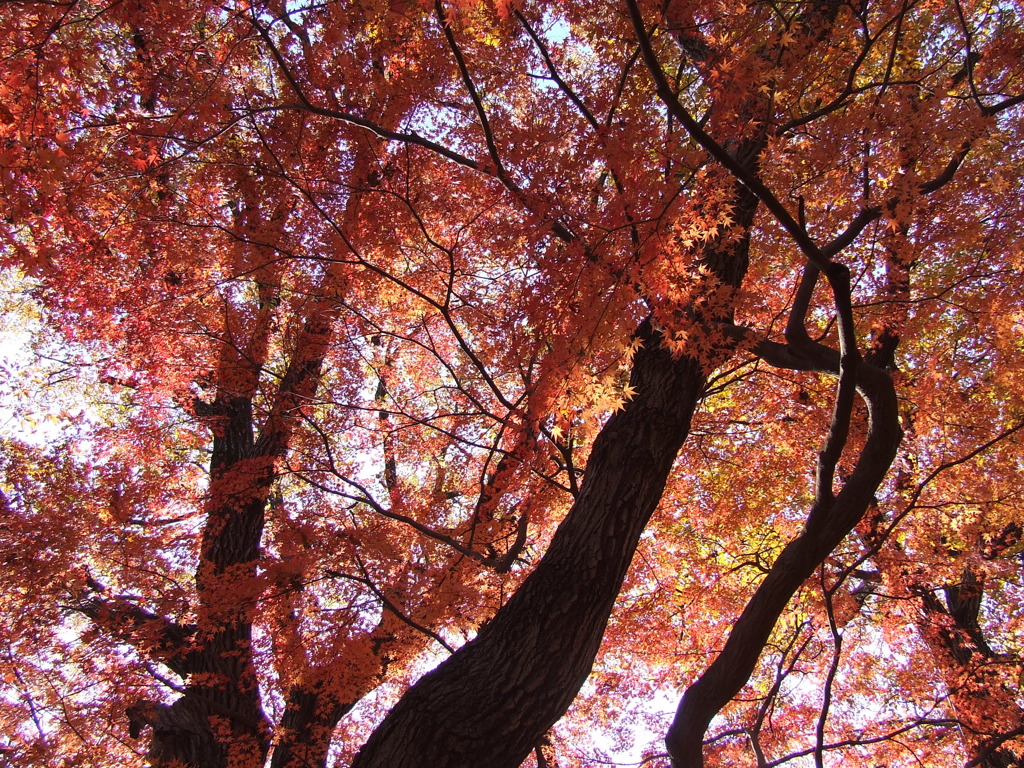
[{"x1": 2, "y1": 0, "x2": 1024, "y2": 766}]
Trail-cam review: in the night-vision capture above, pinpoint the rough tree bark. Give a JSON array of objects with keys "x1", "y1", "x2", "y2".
[{"x1": 350, "y1": 319, "x2": 708, "y2": 768}]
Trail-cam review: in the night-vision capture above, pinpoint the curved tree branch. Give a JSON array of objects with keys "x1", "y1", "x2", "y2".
[{"x1": 666, "y1": 332, "x2": 902, "y2": 767}]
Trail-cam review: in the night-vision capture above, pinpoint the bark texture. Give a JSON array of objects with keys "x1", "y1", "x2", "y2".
[{"x1": 350, "y1": 323, "x2": 706, "y2": 768}]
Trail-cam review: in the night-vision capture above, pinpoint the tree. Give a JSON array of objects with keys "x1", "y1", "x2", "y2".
[{"x1": 1, "y1": 0, "x2": 1023, "y2": 766}]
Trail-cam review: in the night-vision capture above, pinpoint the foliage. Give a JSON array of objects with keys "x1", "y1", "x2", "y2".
[{"x1": 1, "y1": 0, "x2": 1023, "y2": 766}]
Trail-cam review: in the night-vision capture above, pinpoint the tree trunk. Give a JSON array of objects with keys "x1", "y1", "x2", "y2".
[
  {"x1": 350, "y1": 322, "x2": 707, "y2": 768},
  {"x1": 137, "y1": 395, "x2": 274, "y2": 768}
]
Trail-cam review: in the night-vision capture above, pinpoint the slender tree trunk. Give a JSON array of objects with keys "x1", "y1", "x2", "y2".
[
  {"x1": 269, "y1": 608, "x2": 434, "y2": 768},
  {"x1": 270, "y1": 686, "x2": 352, "y2": 768},
  {"x1": 665, "y1": 323, "x2": 902, "y2": 767},
  {"x1": 140, "y1": 395, "x2": 274, "y2": 768}
]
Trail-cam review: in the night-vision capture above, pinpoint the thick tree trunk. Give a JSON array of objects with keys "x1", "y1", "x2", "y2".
[
  {"x1": 136, "y1": 285, "x2": 337, "y2": 767},
  {"x1": 350, "y1": 322, "x2": 707, "y2": 768},
  {"x1": 347, "y1": 66, "x2": 763, "y2": 757}
]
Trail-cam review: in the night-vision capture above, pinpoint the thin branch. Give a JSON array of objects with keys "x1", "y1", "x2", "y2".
[
  {"x1": 435, "y1": 0, "x2": 506, "y2": 176},
  {"x1": 3, "y1": 643, "x2": 48, "y2": 745},
  {"x1": 952, "y1": 0, "x2": 985, "y2": 113},
  {"x1": 515, "y1": 10, "x2": 601, "y2": 132},
  {"x1": 342, "y1": 557, "x2": 456, "y2": 654},
  {"x1": 815, "y1": 569, "x2": 844, "y2": 768},
  {"x1": 785, "y1": 264, "x2": 819, "y2": 347},
  {"x1": 763, "y1": 718, "x2": 961, "y2": 767},
  {"x1": 298, "y1": 470, "x2": 524, "y2": 572},
  {"x1": 964, "y1": 724, "x2": 1024, "y2": 768},
  {"x1": 814, "y1": 264, "x2": 859, "y2": 506},
  {"x1": 71, "y1": 578, "x2": 195, "y2": 677}
]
